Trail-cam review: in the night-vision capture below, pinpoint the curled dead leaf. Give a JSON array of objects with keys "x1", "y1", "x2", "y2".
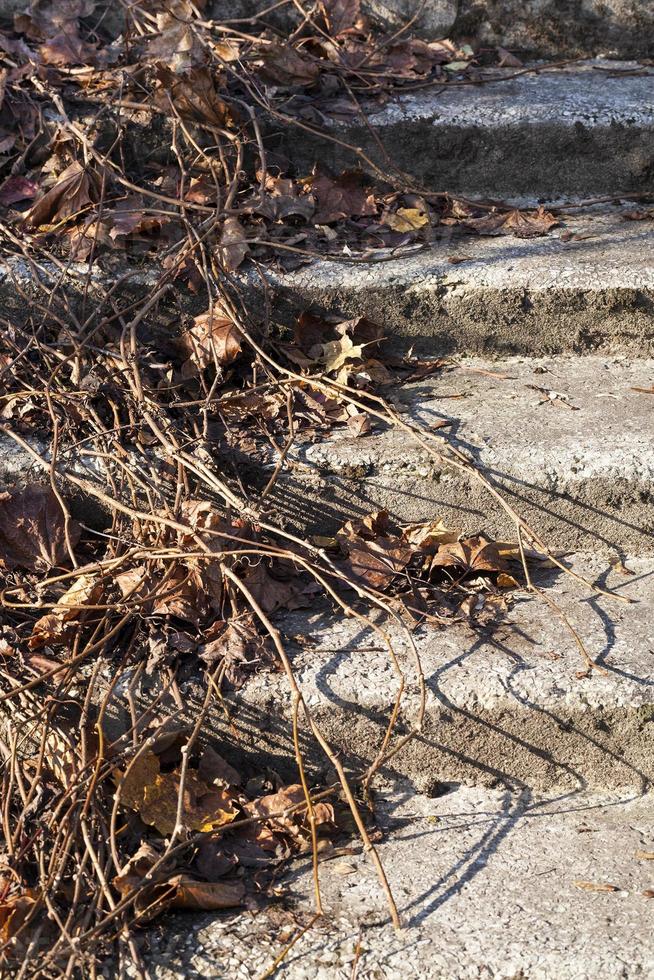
[
  {"x1": 30, "y1": 573, "x2": 103, "y2": 649},
  {"x1": 179, "y1": 309, "x2": 242, "y2": 374},
  {"x1": 0, "y1": 487, "x2": 80, "y2": 572}
]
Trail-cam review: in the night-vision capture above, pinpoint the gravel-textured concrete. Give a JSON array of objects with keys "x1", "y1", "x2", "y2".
[
  {"x1": 455, "y1": 0, "x2": 654, "y2": 58},
  {"x1": 278, "y1": 65, "x2": 654, "y2": 197},
  {"x1": 103, "y1": 552, "x2": 654, "y2": 794},
  {"x1": 261, "y1": 209, "x2": 654, "y2": 356},
  {"x1": 3, "y1": 209, "x2": 653, "y2": 359},
  {"x1": 145, "y1": 784, "x2": 654, "y2": 979},
  {"x1": 274, "y1": 355, "x2": 654, "y2": 552}
]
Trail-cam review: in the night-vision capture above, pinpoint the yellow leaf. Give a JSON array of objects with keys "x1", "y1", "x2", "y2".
[
  {"x1": 383, "y1": 207, "x2": 430, "y2": 232},
  {"x1": 118, "y1": 752, "x2": 238, "y2": 836}
]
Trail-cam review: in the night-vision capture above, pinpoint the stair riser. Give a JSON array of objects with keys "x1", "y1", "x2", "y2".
[
  {"x1": 274, "y1": 72, "x2": 654, "y2": 198},
  {"x1": 273, "y1": 472, "x2": 654, "y2": 555},
  {"x1": 264, "y1": 279, "x2": 654, "y2": 358}
]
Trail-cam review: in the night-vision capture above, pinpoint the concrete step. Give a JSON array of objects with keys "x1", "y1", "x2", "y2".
[
  {"x1": 272, "y1": 355, "x2": 654, "y2": 553},
  {"x1": 102, "y1": 551, "x2": 654, "y2": 796},
  {"x1": 213, "y1": 550, "x2": 654, "y2": 795},
  {"x1": 453, "y1": 0, "x2": 654, "y2": 60},
  {"x1": 3, "y1": 213, "x2": 652, "y2": 362},
  {"x1": 277, "y1": 65, "x2": 654, "y2": 198},
  {"x1": 260, "y1": 208, "x2": 654, "y2": 357},
  {"x1": 149, "y1": 784, "x2": 654, "y2": 979}
]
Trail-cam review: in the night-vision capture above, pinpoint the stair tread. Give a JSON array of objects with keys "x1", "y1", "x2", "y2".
[
  {"x1": 153, "y1": 785, "x2": 654, "y2": 979},
  {"x1": 279, "y1": 64, "x2": 654, "y2": 196},
  {"x1": 259, "y1": 208, "x2": 654, "y2": 356}
]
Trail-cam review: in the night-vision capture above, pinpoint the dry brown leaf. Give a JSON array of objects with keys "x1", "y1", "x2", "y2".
[
  {"x1": 307, "y1": 171, "x2": 377, "y2": 224},
  {"x1": 382, "y1": 207, "x2": 430, "y2": 232},
  {"x1": 155, "y1": 66, "x2": 237, "y2": 127},
  {"x1": 24, "y1": 161, "x2": 99, "y2": 228},
  {"x1": 430, "y1": 536, "x2": 507, "y2": 575},
  {"x1": 218, "y1": 216, "x2": 249, "y2": 271},
  {"x1": 179, "y1": 309, "x2": 242, "y2": 374},
  {"x1": 320, "y1": 0, "x2": 360, "y2": 35},
  {"x1": 497, "y1": 46, "x2": 522, "y2": 67},
  {"x1": 198, "y1": 617, "x2": 273, "y2": 687},
  {"x1": 119, "y1": 751, "x2": 238, "y2": 836},
  {"x1": 466, "y1": 206, "x2": 558, "y2": 239},
  {"x1": 0, "y1": 175, "x2": 39, "y2": 206},
  {"x1": 635, "y1": 850, "x2": 654, "y2": 860},
  {"x1": 0, "y1": 487, "x2": 80, "y2": 572},
  {"x1": 0, "y1": 888, "x2": 39, "y2": 946},
  {"x1": 402, "y1": 519, "x2": 457, "y2": 553},
  {"x1": 338, "y1": 511, "x2": 413, "y2": 589},
  {"x1": 30, "y1": 573, "x2": 103, "y2": 649},
  {"x1": 260, "y1": 43, "x2": 320, "y2": 87},
  {"x1": 167, "y1": 876, "x2": 245, "y2": 910}
]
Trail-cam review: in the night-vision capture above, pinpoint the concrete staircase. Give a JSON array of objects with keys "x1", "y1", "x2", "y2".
[
  {"x1": 1, "y1": 27, "x2": 653, "y2": 980},
  {"x1": 160, "y1": 57, "x2": 653, "y2": 980}
]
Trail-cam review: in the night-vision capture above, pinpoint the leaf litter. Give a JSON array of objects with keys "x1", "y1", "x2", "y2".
[{"x1": 0, "y1": 0, "x2": 630, "y2": 975}]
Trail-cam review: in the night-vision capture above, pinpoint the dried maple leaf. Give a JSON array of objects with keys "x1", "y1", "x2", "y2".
[
  {"x1": 337, "y1": 511, "x2": 413, "y2": 589},
  {"x1": 118, "y1": 751, "x2": 238, "y2": 836},
  {"x1": 0, "y1": 487, "x2": 80, "y2": 571},
  {"x1": 504, "y1": 207, "x2": 559, "y2": 238},
  {"x1": 29, "y1": 573, "x2": 103, "y2": 649},
  {"x1": 24, "y1": 161, "x2": 100, "y2": 228},
  {"x1": 306, "y1": 171, "x2": 377, "y2": 224},
  {"x1": 179, "y1": 309, "x2": 241, "y2": 375},
  {"x1": 430, "y1": 536, "x2": 507, "y2": 576},
  {"x1": 466, "y1": 206, "x2": 558, "y2": 239}
]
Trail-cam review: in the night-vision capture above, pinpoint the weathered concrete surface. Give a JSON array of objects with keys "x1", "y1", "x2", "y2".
[
  {"x1": 148, "y1": 785, "x2": 654, "y2": 979},
  {"x1": 5, "y1": 207, "x2": 653, "y2": 360},
  {"x1": 262, "y1": 209, "x2": 654, "y2": 356},
  {"x1": 103, "y1": 552, "x2": 654, "y2": 794},
  {"x1": 275, "y1": 356, "x2": 654, "y2": 553},
  {"x1": 205, "y1": 0, "x2": 653, "y2": 58},
  {"x1": 278, "y1": 65, "x2": 654, "y2": 197},
  {"x1": 455, "y1": 0, "x2": 654, "y2": 58}
]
